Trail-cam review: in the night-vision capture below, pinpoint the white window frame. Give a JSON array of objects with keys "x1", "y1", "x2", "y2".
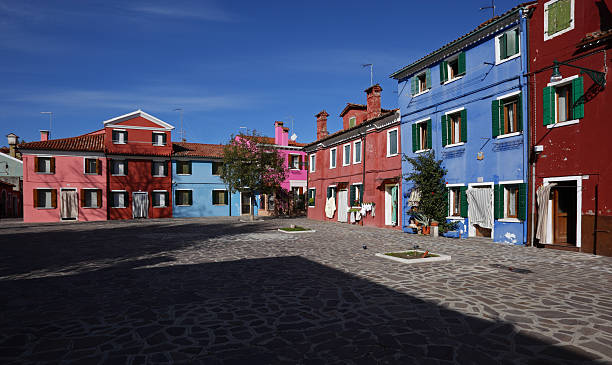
[
  {"x1": 152, "y1": 132, "x2": 165, "y2": 146},
  {"x1": 498, "y1": 180, "x2": 523, "y2": 223},
  {"x1": 414, "y1": 118, "x2": 431, "y2": 153},
  {"x1": 308, "y1": 188, "x2": 316, "y2": 208},
  {"x1": 444, "y1": 107, "x2": 466, "y2": 147},
  {"x1": 351, "y1": 183, "x2": 363, "y2": 207},
  {"x1": 342, "y1": 143, "x2": 351, "y2": 166},
  {"x1": 35, "y1": 188, "x2": 53, "y2": 209},
  {"x1": 212, "y1": 189, "x2": 229, "y2": 206},
  {"x1": 353, "y1": 140, "x2": 362, "y2": 164},
  {"x1": 111, "y1": 160, "x2": 127, "y2": 176},
  {"x1": 387, "y1": 128, "x2": 399, "y2": 157},
  {"x1": 309, "y1": 154, "x2": 316, "y2": 172},
  {"x1": 175, "y1": 189, "x2": 193, "y2": 207},
  {"x1": 112, "y1": 129, "x2": 127, "y2": 144},
  {"x1": 110, "y1": 190, "x2": 128, "y2": 209},
  {"x1": 36, "y1": 156, "x2": 53, "y2": 174},
  {"x1": 349, "y1": 116, "x2": 357, "y2": 128},
  {"x1": 152, "y1": 190, "x2": 168, "y2": 208},
  {"x1": 444, "y1": 55, "x2": 463, "y2": 84},
  {"x1": 82, "y1": 188, "x2": 100, "y2": 209},
  {"x1": 546, "y1": 74, "x2": 580, "y2": 129},
  {"x1": 495, "y1": 26, "x2": 521, "y2": 65},
  {"x1": 152, "y1": 160, "x2": 167, "y2": 177},
  {"x1": 328, "y1": 185, "x2": 337, "y2": 199},
  {"x1": 289, "y1": 154, "x2": 301, "y2": 170},
  {"x1": 83, "y1": 158, "x2": 98, "y2": 175},
  {"x1": 496, "y1": 91, "x2": 523, "y2": 138},
  {"x1": 329, "y1": 148, "x2": 337, "y2": 169},
  {"x1": 544, "y1": 0, "x2": 575, "y2": 41},
  {"x1": 414, "y1": 71, "x2": 430, "y2": 96},
  {"x1": 446, "y1": 183, "x2": 465, "y2": 219}
]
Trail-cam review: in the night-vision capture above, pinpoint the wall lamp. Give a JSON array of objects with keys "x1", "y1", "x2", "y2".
[{"x1": 550, "y1": 60, "x2": 606, "y2": 87}]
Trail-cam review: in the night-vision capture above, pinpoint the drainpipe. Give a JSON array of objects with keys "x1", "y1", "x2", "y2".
[
  {"x1": 525, "y1": 10, "x2": 537, "y2": 248},
  {"x1": 361, "y1": 129, "x2": 366, "y2": 225}
]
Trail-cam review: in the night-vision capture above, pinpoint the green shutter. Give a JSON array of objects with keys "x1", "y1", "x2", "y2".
[
  {"x1": 492, "y1": 99, "x2": 500, "y2": 137},
  {"x1": 500, "y1": 33, "x2": 508, "y2": 60},
  {"x1": 412, "y1": 123, "x2": 418, "y2": 152},
  {"x1": 558, "y1": 0, "x2": 571, "y2": 31},
  {"x1": 514, "y1": 28, "x2": 520, "y2": 55},
  {"x1": 411, "y1": 77, "x2": 417, "y2": 96},
  {"x1": 358, "y1": 185, "x2": 364, "y2": 204},
  {"x1": 460, "y1": 109, "x2": 467, "y2": 143},
  {"x1": 440, "y1": 61, "x2": 447, "y2": 84},
  {"x1": 327, "y1": 187, "x2": 331, "y2": 199},
  {"x1": 458, "y1": 52, "x2": 466, "y2": 75},
  {"x1": 350, "y1": 186, "x2": 355, "y2": 206},
  {"x1": 494, "y1": 184, "x2": 503, "y2": 219},
  {"x1": 188, "y1": 191, "x2": 193, "y2": 206},
  {"x1": 547, "y1": 1, "x2": 558, "y2": 35},
  {"x1": 517, "y1": 92, "x2": 523, "y2": 132},
  {"x1": 572, "y1": 77, "x2": 584, "y2": 119},
  {"x1": 459, "y1": 186, "x2": 468, "y2": 218},
  {"x1": 426, "y1": 69, "x2": 431, "y2": 89},
  {"x1": 426, "y1": 119, "x2": 432, "y2": 149},
  {"x1": 441, "y1": 115, "x2": 448, "y2": 147},
  {"x1": 444, "y1": 188, "x2": 449, "y2": 216},
  {"x1": 518, "y1": 183, "x2": 527, "y2": 221},
  {"x1": 543, "y1": 86, "x2": 555, "y2": 125}
]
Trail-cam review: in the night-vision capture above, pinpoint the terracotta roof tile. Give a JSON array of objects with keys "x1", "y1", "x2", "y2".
[
  {"x1": 19, "y1": 134, "x2": 105, "y2": 152},
  {"x1": 172, "y1": 142, "x2": 225, "y2": 158},
  {"x1": 245, "y1": 136, "x2": 306, "y2": 147},
  {"x1": 578, "y1": 29, "x2": 612, "y2": 48}
]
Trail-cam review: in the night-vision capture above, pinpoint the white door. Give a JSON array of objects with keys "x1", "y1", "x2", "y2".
[
  {"x1": 385, "y1": 184, "x2": 399, "y2": 226},
  {"x1": 60, "y1": 189, "x2": 78, "y2": 220},
  {"x1": 133, "y1": 192, "x2": 149, "y2": 219},
  {"x1": 337, "y1": 189, "x2": 348, "y2": 222}
]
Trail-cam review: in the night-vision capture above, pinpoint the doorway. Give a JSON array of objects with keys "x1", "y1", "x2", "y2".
[
  {"x1": 552, "y1": 181, "x2": 578, "y2": 245},
  {"x1": 132, "y1": 192, "x2": 149, "y2": 219},
  {"x1": 241, "y1": 192, "x2": 252, "y2": 215},
  {"x1": 60, "y1": 188, "x2": 78, "y2": 221},
  {"x1": 467, "y1": 184, "x2": 493, "y2": 238},
  {"x1": 337, "y1": 189, "x2": 348, "y2": 222},
  {"x1": 385, "y1": 184, "x2": 399, "y2": 226}
]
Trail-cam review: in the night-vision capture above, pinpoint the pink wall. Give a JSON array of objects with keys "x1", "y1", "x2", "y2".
[{"x1": 22, "y1": 154, "x2": 107, "y2": 222}]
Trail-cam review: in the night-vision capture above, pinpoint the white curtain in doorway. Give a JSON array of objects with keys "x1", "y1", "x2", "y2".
[
  {"x1": 536, "y1": 183, "x2": 557, "y2": 243},
  {"x1": 467, "y1": 187, "x2": 493, "y2": 229},
  {"x1": 60, "y1": 190, "x2": 78, "y2": 219},
  {"x1": 133, "y1": 193, "x2": 149, "y2": 218}
]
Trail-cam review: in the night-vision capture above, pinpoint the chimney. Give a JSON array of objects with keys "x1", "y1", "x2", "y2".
[
  {"x1": 40, "y1": 130, "x2": 49, "y2": 141},
  {"x1": 6, "y1": 133, "x2": 18, "y2": 158},
  {"x1": 274, "y1": 121, "x2": 289, "y2": 146},
  {"x1": 316, "y1": 110, "x2": 329, "y2": 140},
  {"x1": 365, "y1": 84, "x2": 382, "y2": 120}
]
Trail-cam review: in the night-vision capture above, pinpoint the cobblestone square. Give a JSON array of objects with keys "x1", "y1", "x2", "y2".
[{"x1": 1, "y1": 217, "x2": 611, "y2": 364}]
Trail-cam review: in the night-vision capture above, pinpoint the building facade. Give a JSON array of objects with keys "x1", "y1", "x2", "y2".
[
  {"x1": 528, "y1": 0, "x2": 612, "y2": 255},
  {"x1": 304, "y1": 85, "x2": 403, "y2": 229},
  {"x1": 392, "y1": 4, "x2": 532, "y2": 244},
  {"x1": 0, "y1": 133, "x2": 23, "y2": 218}
]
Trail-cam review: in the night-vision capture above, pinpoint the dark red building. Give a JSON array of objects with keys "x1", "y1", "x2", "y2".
[
  {"x1": 527, "y1": 0, "x2": 612, "y2": 255},
  {"x1": 104, "y1": 110, "x2": 174, "y2": 220}
]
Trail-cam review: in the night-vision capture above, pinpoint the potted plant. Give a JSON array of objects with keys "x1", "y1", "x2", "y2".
[{"x1": 414, "y1": 213, "x2": 431, "y2": 235}]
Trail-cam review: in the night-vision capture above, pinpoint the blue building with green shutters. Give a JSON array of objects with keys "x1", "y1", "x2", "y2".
[{"x1": 391, "y1": 4, "x2": 531, "y2": 244}]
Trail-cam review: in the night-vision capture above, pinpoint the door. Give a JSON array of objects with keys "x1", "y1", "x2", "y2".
[
  {"x1": 60, "y1": 189, "x2": 78, "y2": 220},
  {"x1": 241, "y1": 192, "x2": 251, "y2": 215},
  {"x1": 132, "y1": 192, "x2": 149, "y2": 219},
  {"x1": 552, "y1": 182, "x2": 577, "y2": 245},
  {"x1": 337, "y1": 189, "x2": 348, "y2": 222},
  {"x1": 385, "y1": 184, "x2": 399, "y2": 226},
  {"x1": 467, "y1": 186, "x2": 493, "y2": 238}
]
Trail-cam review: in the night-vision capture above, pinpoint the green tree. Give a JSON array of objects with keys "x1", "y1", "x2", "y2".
[
  {"x1": 403, "y1": 151, "x2": 454, "y2": 231},
  {"x1": 221, "y1": 130, "x2": 287, "y2": 221}
]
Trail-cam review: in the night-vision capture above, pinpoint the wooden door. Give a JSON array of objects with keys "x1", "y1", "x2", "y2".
[{"x1": 552, "y1": 185, "x2": 576, "y2": 245}]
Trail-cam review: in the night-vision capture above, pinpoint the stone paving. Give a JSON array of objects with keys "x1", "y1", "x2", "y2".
[{"x1": 0, "y1": 217, "x2": 611, "y2": 364}]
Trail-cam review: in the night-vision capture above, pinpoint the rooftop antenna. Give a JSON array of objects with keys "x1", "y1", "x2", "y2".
[
  {"x1": 480, "y1": 0, "x2": 495, "y2": 18},
  {"x1": 173, "y1": 108, "x2": 185, "y2": 142},
  {"x1": 40, "y1": 112, "x2": 52, "y2": 135},
  {"x1": 239, "y1": 126, "x2": 247, "y2": 134},
  {"x1": 362, "y1": 64, "x2": 373, "y2": 86},
  {"x1": 288, "y1": 115, "x2": 298, "y2": 141}
]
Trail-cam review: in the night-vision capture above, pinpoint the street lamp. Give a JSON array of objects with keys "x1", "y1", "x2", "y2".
[{"x1": 550, "y1": 60, "x2": 606, "y2": 87}]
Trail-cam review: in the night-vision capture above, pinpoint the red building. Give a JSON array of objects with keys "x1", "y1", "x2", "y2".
[
  {"x1": 304, "y1": 85, "x2": 402, "y2": 229},
  {"x1": 527, "y1": 0, "x2": 612, "y2": 255},
  {"x1": 104, "y1": 110, "x2": 174, "y2": 220}
]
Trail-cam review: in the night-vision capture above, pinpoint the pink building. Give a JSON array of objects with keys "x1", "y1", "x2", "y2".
[{"x1": 20, "y1": 130, "x2": 107, "y2": 222}]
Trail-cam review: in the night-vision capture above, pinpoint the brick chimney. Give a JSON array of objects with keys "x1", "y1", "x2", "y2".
[
  {"x1": 316, "y1": 110, "x2": 329, "y2": 140},
  {"x1": 274, "y1": 121, "x2": 289, "y2": 146},
  {"x1": 40, "y1": 130, "x2": 49, "y2": 141},
  {"x1": 365, "y1": 84, "x2": 382, "y2": 120},
  {"x1": 6, "y1": 133, "x2": 18, "y2": 158}
]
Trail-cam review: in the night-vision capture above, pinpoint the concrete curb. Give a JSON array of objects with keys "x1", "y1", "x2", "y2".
[
  {"x1": 277, "y1": 229, "x2": 316, "y2": 234},
  {"x1": 375, "y1": 252, "x2": 452, "y2": 264}
]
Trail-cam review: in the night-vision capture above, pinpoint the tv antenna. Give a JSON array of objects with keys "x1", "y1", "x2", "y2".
[
  {"x1": 173, "y1": 108, "x2": 185, "y2": 142},
  {"x1": 362, "y1": 64, "x2": 373, "y2": 86},
  {"x1": 288, "y1": 115, "x2": 297, "y2": 141},
  {"x1": 480, "y1": 0, "x2": 495, "y2": 18}
]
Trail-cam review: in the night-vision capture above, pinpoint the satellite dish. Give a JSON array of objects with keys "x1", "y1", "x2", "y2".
[{"x1": 290, "y1": 133, "x2": 298, "y2": 141}]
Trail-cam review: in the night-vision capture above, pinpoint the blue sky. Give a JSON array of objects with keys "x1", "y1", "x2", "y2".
[{"x1": 0, "y1": 0, "x2": 526, "y2": 146}]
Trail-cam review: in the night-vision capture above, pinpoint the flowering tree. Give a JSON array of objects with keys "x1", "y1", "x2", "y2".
[{"x1": 221, "y1": 130, "x2": 287, "y2": 221}]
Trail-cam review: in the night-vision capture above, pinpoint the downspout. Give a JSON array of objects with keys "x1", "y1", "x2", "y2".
[
  {"x1": 362, "y1": 129, "x2": 366, "y2": 226},
  {"x1": 525, "y1": 8, "x2": 537, "y2": 248}
]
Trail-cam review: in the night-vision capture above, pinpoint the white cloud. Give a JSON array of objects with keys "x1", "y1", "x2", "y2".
[{"x1": 128, "y1": 1, "x2": 237, "y2": 22}]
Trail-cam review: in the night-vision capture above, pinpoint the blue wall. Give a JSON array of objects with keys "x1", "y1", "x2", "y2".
[
  {"x1": 397, "y1": 11, "x2": 529, "y2": 244},
  {"x1": 172, "y1": 159, "x2": 244, "y2": 217}
]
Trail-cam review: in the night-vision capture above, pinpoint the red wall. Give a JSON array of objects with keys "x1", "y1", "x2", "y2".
[
  {"x1": 341, "y1": 109, "x2": 367, "y2": 130},
  {"x1": 105, "y1": 117, "x2": 172, "y2": 157}
]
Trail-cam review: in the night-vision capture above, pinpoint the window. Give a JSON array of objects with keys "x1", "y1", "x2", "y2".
[
  {"x1": 84, "y1": 158, "x2": 100, "y2": 175},
  {"x1": 34, "y1": 188, "x2": 55, "y2": 208},
  {"x1": 289, "y1": 155, "x2": 301, "y2": 169},
  {"x1": 493, "y1": 93, "x2": 523, "y2": 137},
  {"x1": 152, "y1": 132, "x2": 166, "y2": 146},
  {"x1": 353, "y1": 141, "x2": 362, "y2": 164},
  {"x1": 440, "y1": 52, "x2": 465, "y2": 83},
  {"x1": 151, "y1": 161, "x2": 167, "y2": 177},
  {"x1": 111, "y1": 160, "x2": 127, "y2": 176},
  {"x1": 350, "y1": 184, "x2": 363, "y2": 206},
  {"x1": 152, "y1": 191, "x2": 169, "y2": 208},
  {"x1": 212, "y1": 190, "x2": 228, "y2": 205},
  {"x1": 349, "y1": 117, "x2": 356, "y2": 128},
  {"x1": 495, "y1": 183, "x2": 526, "y2": 221},
  {"x1": 175, "y1": 190, "x2": 192, "y2": 206},
  {"x1": 442, "y1": 110, "x2": 467, "y2": 146},
  {"x1": 387, "y1": 129, "x2": 398, "y2": 156},
  {"x1": 449, "y1": 187, "x2": 461, "y2": 217},
  {"x1": 544, "y1": 0, "x2": 574, "y2": 40},
  {"x1": 112, "y1": 130, "x2": 127, "y2": 144},
  {"x1": 35, "y1": 157, "x2": 54, "y2": 174},
  {"x1": 411, "y1": 69, "x2": 431, "y2": 95},
  {"x1": 497, "y1": 28, "x2": 520, "y2": 62},
  {"x1": 111, "y1": 191, "x2": 128, "y2": 208},
  {"x1": 81, "y1": 189, "x2": 101, "y2": 208},
  {"x1": 327, "y1": 186, "x2": 336, "y2": 199},
  {"x1": 343, "y1": 144, "x2": 351, "y2": 166},
  {"x1": 308, "y1": 188, "x2": 316, "y2": 207},
  {"x1": 176, "y1": 161, "x2": 192, "y2": 175},
  {"x1": 505, "y1": 185, "x2": 519, "y2": 218},
  {"x1": 330, "y1": 148, "x2": 337, "y2": 168},
  {"x1": 212, "y1": 162, "x2": 223, "y2": 175},
  {"x1": 412, "y1": 120, "x2": 431, "y2": 152},
  {"x1": 543, "y1": 76, "x2": 584, "y2": 127},
  {"x1": 309, "y1": 154, "x2": 316, "y2": 172}
]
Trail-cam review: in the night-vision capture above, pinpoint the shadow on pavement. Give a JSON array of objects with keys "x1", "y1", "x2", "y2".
[{"x1": 0, "y1": 256, "x2": 599, "y2": 364}]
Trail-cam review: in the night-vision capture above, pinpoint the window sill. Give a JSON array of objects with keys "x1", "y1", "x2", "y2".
[
  {"x1": 342, "y1": 164, "x2": 351, "y2": 167},
  {"x1": 36, "y1": 207, "x2": 55, "y2": 210},
  {"x1": 547, "y1": 119, "x2": 579, "y2": 129},
  {"x1": 176, "y1": 174, "x2": 192, "y2": 176},
  {"x1": 496, "y1": 132, "x2": 521, "y2": 139},
  {"x1": 111, "y1": 174, "x2": 126, "y2": 177},
  {"x1": 412, "y1": 89, "x2": 430, "y2": 97},
  {"x1": 353, "y1": 161, "x2": 362, "y2": 165},
  {"x1": 444, "y1": 142, "x2": 465, "y2": 148},
  {"x1": 308, "y1": 206, "x2": 315, "y2": 208},
  {"x1": 446, "y1": 216, "x2": 464, "y2": 220},
  {"x1": 175, "y1": 205, "x2": 192, "y2": 207},
  {"x1": 84, "y1": 172, "x2": 100, "y2": 175},
  {"x1": 153, "y1": 206, "x2": 167, "y2": 208},
  {"x1": 415, "y1": 149, "x2": 431, "y2": 154},
  {"x1": 443, "y1": 75, "x2": 464, "y2": 85},
  {"x1": 111, "y1": 207, "x2": 127, "y2": 209},
  {"x1": 213, "y1": 204, "x2": 228, "y2": 206},
  {"x1": 82, "y1": 207, "x2": 101, "y2": 209},
  {"x1": 495, "y1": 53, "x2": 521, "y2": 65},
  {"x1": 152, "y1": 144, "x2": 166, "y2": 147},
  {"x1": 152, "y1": 175, "x2": 167, "y2": 178},
  {"x1": 112, "y1": 142, "x2": 127, "y2": 145},
  {"x1": 36, "y1": 172, "x2": 53, "y2": 174},
  {"x1": 387, "y1": 153, "x2": 399, "y2": 158},
  {"x1": 329, "y1": 166, "x2": 336, "y2": 169},
  {"x1": 498, "y1": 218, "x2": 521, "y2": 223}
]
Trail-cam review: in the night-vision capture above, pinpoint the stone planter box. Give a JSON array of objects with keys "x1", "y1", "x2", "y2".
[
  {"x1": 375, "y1": 252, "x2": 451, "y2": 264},
  {"x1": 277, "y1": 228, "x2": 316, "y2": 234}
]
